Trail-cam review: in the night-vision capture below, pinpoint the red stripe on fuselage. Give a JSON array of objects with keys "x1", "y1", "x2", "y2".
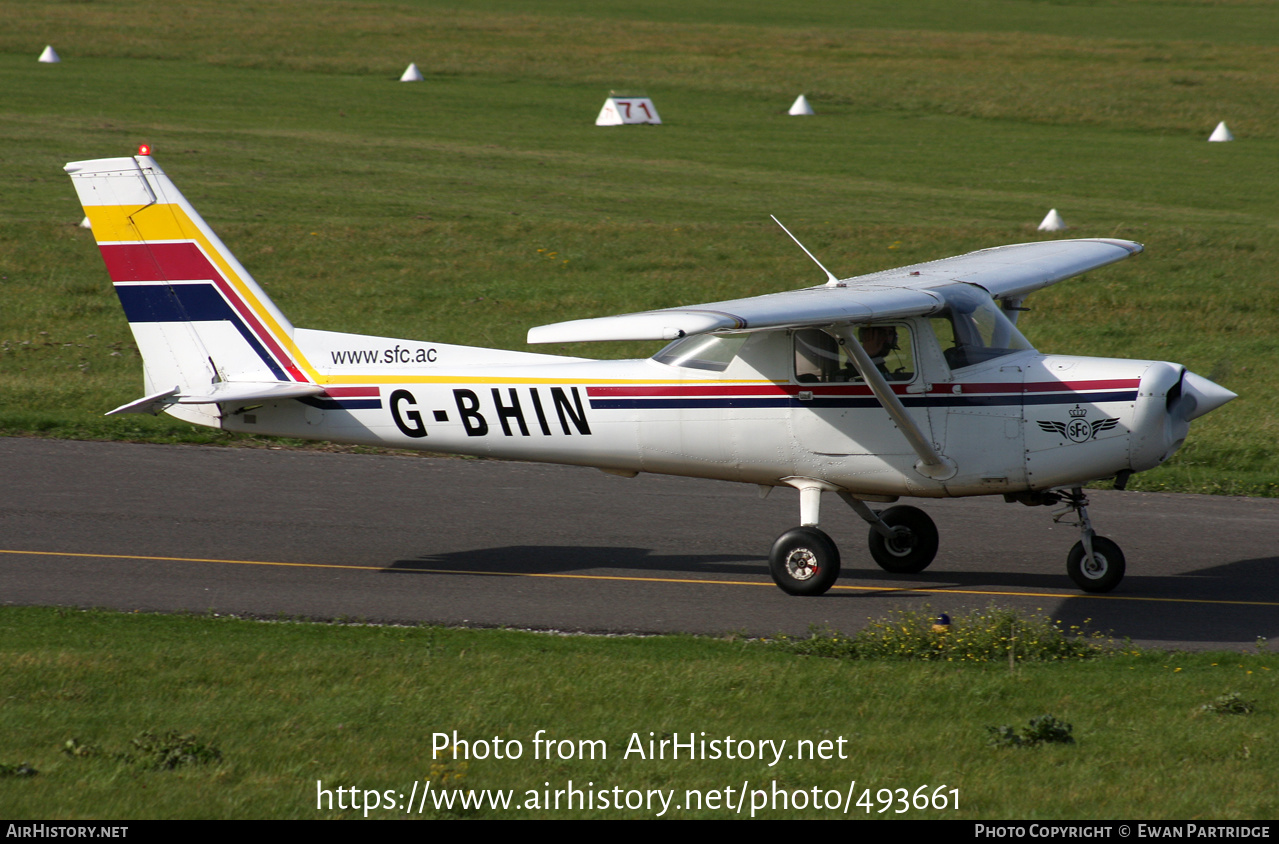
[
  {"x1": 587, "y1": 378, "x2": 1141, "y2": 398},
  {"x1": 589, "y1": 384, "x2": 846, "y2": 397},
  {"x1": 98, "y1": 242, "x2": 307, "y2": 383},
  {"x1": 323, "y1": 386, "x2": 380, "y2": 397},
  {"x1": 963, "y1": 379, "x2": 1142, "y2": 394}
]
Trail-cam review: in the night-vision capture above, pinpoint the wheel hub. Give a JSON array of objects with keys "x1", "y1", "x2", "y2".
[
  {"x1": 1082, "y1": 553, "x2": 1108, "y2": 577},
  {"x1": 885, "y1": 528, "x2": 915, "y2": 556},
  {"x1": 785, "y1": 548, "x2": 818, "y2": 581}
]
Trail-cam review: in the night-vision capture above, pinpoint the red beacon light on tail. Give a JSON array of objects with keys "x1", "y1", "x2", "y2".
[{"x1": 137, "y1": 144, "x2": 151, "y2": 156}]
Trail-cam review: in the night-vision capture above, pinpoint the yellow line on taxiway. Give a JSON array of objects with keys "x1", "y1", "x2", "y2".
[{"x1": 3, "y1": 548, "x2": 1277, "y2": 608}]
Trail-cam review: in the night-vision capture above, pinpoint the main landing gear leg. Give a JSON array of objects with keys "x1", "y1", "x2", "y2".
[
  {"x1": 1055, "y1": 487, "x2": 1125, "y2": 593},
  {"x1": 769, "y1": 480, "x2": 841, "y2": 596},
  {"x1": 839, "y1": 492, "x2": 939, "y2": 575}
]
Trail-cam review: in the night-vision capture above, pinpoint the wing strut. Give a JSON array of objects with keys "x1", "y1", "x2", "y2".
[{"x1": 830, "y1": 326, "x2": 957, "y2": 481}]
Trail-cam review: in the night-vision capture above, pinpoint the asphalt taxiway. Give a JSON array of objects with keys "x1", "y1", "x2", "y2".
[{"x1": 2, "y1": 437, "x2": 1275, "y2": 650}]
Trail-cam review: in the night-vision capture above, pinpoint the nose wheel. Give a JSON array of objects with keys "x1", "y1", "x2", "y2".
[
  {"x1": 1055, "y1": 488, "x2": 1126, "y2": 593},
  {"x1": 1066, "y1": 536, "x2": 1125, "y2": 592}
]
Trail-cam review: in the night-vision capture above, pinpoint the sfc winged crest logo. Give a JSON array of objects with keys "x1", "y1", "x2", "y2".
[{"x1": 1037, "y1": 405, "x2": 1120, "y2": 444}]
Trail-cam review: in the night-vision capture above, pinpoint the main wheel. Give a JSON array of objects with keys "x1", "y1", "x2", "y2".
[
  {"x1": 867, "y1": 505, "x2": 939, "y2": 574},
  {"x1": 1066, "y1": 536, "x2": 1125, "y2": 593},
  {"x1": 769, "y1": 527, "x2": 841, "y2": 596}
]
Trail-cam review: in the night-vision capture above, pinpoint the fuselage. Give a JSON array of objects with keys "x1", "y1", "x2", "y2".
[
  {"x1": 66, "y1": 153, "x2": 1229, "y2": 507},
  {"x1": 194, "y1": 319, "x2": 1196, "y2": 500}
]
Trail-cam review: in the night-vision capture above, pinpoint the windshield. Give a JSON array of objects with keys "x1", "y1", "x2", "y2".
[
  {"x1": 653, "y1": 333, "x2": 747, "y2": 371},
  {"x1": 931, "y1": 286, "x2": 1033, "y2": 370}
]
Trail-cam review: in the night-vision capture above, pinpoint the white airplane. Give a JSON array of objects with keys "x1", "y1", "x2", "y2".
[{"x1": 66, "y1": 150, "x2": 1236, "y2": 596}]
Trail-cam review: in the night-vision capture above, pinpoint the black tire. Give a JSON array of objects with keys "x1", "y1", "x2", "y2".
[
  {"x1": 769, "y1": 527, "x2": 841, "y2": 596},
  {"x1": 1066, "y1": 536, "x2": 1125, "y2": 593},
  {"x1": 867, "y1": 505, "x2": 939, "y2": 574}
]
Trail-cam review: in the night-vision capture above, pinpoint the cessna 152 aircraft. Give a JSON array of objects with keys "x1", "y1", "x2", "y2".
[{"x1": 67, "y1": 151, "x2": 1235, "y2": 596}]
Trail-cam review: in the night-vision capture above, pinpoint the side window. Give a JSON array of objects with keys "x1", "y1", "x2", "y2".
[
  {"x1": 794, "y1": 329, "x2": 846, "y2": 382},
  {"x1": 653, "y1": 333, "x2": 747, "y2": 371},
  {"x1": 793, "y1": 326, "x2": 915, "y2": 383},
  {"x1": 856, "y1": 324, "x2": 914, "y2": 382}
]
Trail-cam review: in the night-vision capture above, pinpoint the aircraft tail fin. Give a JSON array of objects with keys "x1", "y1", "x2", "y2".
[{"x1": 65, "y1": 153, "x2": 313, "y2": 421}]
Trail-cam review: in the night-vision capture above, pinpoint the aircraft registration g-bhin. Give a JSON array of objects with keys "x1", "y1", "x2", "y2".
[{"x1": 67, "y1": 150, "x2": 1236, "y2": 596}]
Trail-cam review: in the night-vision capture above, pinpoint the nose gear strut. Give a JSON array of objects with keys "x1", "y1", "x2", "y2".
[{"x1": 1054, "y1": 487, "x2": 1126, "y2": 592}]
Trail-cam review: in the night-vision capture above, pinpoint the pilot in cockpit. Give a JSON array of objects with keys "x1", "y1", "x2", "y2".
[
  {"x1": 794, "y1": 325, "x2": 913, "y2": 383},
  {"x1": 858, "y1": 325, "x2": 899, "y2": 379}
]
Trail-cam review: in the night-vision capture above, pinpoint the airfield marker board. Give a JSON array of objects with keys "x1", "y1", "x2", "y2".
[
  {"x1": 38, "y1": 46, "x2": 60, "y2": 63},
  {"x1": 789, "y1": 94, "x2": 814, "y2": 115},
  {"x1": 400, "y1": 63, "x2": 423, "y2": 82},
  {"x1": 596, "y1": 97, "x2": 661, "y2": 126},
  {"x1": 1038, "y1": 209, "x2": 1067, "y2": 231},
  {"x1": 1208, "y1": 121, "x2": 1234, "y2": 142}
]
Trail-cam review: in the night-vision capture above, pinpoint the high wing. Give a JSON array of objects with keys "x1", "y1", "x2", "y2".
[{"x1": 527, "y1": 238, "x2": 1141, "y2": 344}]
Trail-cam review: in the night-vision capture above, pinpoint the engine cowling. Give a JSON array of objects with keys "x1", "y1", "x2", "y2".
[{"x1": 1130, "y1": 362, "x2": 1235, "y2": 473}]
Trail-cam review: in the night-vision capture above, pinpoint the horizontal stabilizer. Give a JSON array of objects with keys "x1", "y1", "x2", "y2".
[
  {"x1": 178, "y1": 381, "x2": 326, "y2": 404},
  {"x1": 106, "y1": 387, "x2": 181, "y2": 416},
  {"x1": 107, "y1": 382, "x2": 325, "y2": 415}
]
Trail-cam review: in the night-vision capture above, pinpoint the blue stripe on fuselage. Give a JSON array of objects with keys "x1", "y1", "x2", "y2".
[{"x1": 298, "y1": 397, "x2": 384, "y2": 410}]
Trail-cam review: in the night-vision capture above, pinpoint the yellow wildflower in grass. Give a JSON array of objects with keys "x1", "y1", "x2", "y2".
[{"x1": 779, "y1": 605, "x2": 1124, "y2": 662}]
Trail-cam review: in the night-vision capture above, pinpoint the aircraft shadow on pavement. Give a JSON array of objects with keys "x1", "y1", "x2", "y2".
[
  {"x1": 840, "y1": 555, "x2": 1279, "y2": 647},
  {"x1": 384, "y1": 545, "x2": 759, "y2": 576},
  {"x1": 1182, "y1": 554, "x2": 1279, "y2": 585},
  {"x1": 1053, "y1": 598, "x2": 1278, "y2": 649},
  {"x1": 383, "y1": 546, "x2": 1279, "y2": 597},
  {"x1": 378, "y1": 546, "x2": 1278, "y2": 646},
  {"x1": 382, "y1": 547, "x2": 1129, "y2": 586},
  {"x1": 1052, "y1": 554, "x2": 1279, "y2": 647},
  {"x1": 381, "y1": 547, "x2": 1111, "y2": 596}
]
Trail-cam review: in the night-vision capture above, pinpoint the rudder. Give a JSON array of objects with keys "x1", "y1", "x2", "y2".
[{"x1": 66, "y1": 152, "x2": 314, "y2": 421}]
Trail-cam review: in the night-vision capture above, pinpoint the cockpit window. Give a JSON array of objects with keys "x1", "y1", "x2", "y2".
[
  {"x1": 794, "y1": 326, "x2": 915, "y2": 383},
  {"x1": 794, "y1": 330, "x2": 845, "y2": 382},
  {"x1": 931, "y1": 286, "x2": 1033, "y2": 370},
  {"x1": 653, "y1": 333, "x2": 747, "y2": 371}
]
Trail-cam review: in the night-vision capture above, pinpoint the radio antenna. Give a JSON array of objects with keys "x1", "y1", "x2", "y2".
[{"x1": 770, "y1": 215, "x2": 842, "y2": 287}]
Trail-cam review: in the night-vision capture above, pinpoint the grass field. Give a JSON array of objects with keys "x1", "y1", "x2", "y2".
[
  {"x1": 1, "y1": 0, "x2": 1278, "y2": 492},
  {"x1": 0, "y1": 607, "x2": 1274, "y2": 820}
]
